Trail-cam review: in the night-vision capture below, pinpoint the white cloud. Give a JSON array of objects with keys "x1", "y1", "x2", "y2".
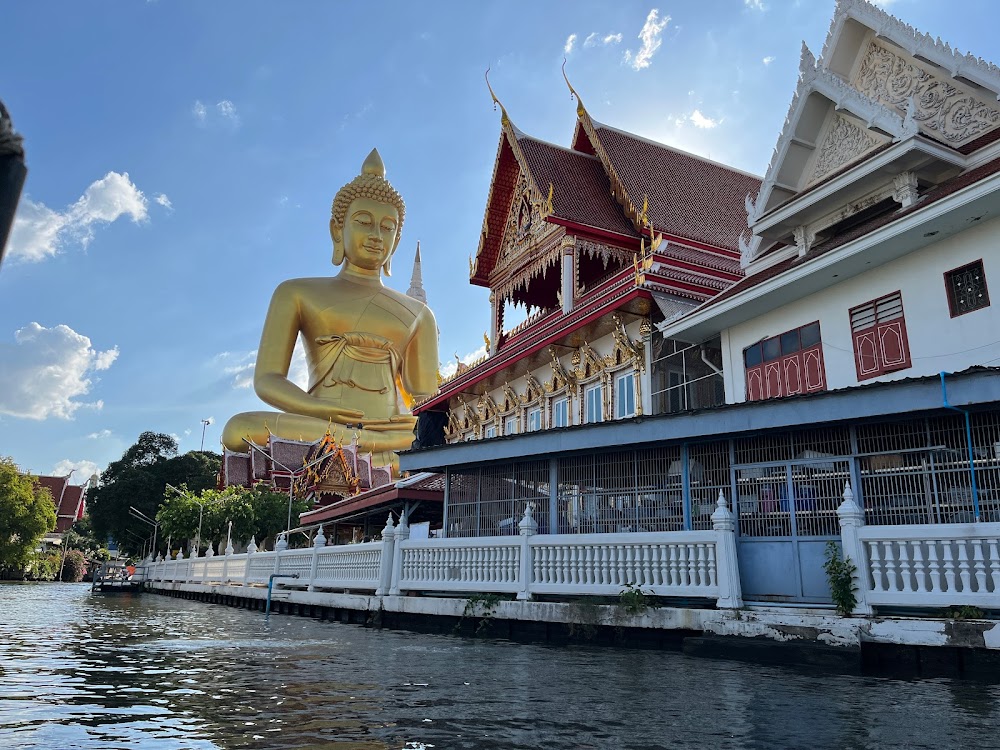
[
  {"x1": 440, "y1": 345, "x2": 488, "y2": 380},
  {"x1": 8, "y1": 172, "x2": 149, "y2": 263},
  {"x1": 690, "y1": 109, "x2": 720, "y2": 128},
  {"x1": 192, "y1": 100, "x2": 207, "y2": 123},
  {"x1": 86, "y1": 429, "x2": 112, "y2": 439},
  {"x1": 155, "y1": 193, "x2": 172, "y2": 210},
  {"x1": 217, "y1": 339, "x2": 307, "y2": 390},
  {"x1": 624, "y1": 9, "x2": 670, "y2": 71},
  {"x1": 582, "y1": 31, "x2": 621, "y2": 50},
  {"x1": 603, "y1": 33, "x2": 623, "y2": 45},
  {"x1": 0, "y1": 323, "x2": 118, "y2": 420},
  {"x1": 564, "y1": 33, "x2": 577, "y2": 54},
  {"x1": 744, "y1": 0, "x2": 766, "y2": 10},
  {"x1": 51, "y1": 459, "x2": 101, "y2": 484},
  {"x1": 763, "y1": 56, "x2": 775, "y2": 66},
  {"x1": 584, "y1": 32, "x2": 598, "y2": 48},
  {"x1": 216, "y1": 100, "x2": 240, "y2": 125}
]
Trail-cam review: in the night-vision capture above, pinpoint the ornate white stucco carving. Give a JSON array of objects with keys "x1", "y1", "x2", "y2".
[
  {"x1": 854, "y1": 41, "x2": 1000, "y2": 146},
  {"x1": 892, "y1": 171, "x2": 920, "y2": 207},
  {"x1": 809, "y1": 113, "x2": 885, "y2": 184},
  {"x1": 822, "y1": 0, "x2": 1000, "y2": 97}
]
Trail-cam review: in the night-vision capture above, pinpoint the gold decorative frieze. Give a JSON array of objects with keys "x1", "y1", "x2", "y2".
[{"x1": 854, "y1": 40, "x2": 1000, "y2": 146}]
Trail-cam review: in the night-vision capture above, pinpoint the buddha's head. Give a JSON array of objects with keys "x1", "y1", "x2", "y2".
[{"x1": 330, "y1": 148, "x2": 405, "y2": 276}]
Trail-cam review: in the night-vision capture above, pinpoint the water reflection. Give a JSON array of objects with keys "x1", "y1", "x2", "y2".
[{"x1": 0, "y1": 583, "x2": 998, "y2": 749}]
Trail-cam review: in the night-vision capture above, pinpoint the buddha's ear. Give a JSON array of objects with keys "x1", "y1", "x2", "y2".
[
  {"x1": 383, "y1": 236, "x2": 400, "y2": 276},
  {"x1": 330, "y1": 218, "x2": 345, "y2": 266}
]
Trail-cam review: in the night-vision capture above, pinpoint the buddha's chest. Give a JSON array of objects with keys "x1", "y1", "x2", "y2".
[{"x1": 298, "y1": 286, "x2": 414, "y2": 346}]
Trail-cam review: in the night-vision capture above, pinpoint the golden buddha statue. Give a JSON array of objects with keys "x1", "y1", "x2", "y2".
[{"x1": 221, "y1": 149, "x2": 439, "y2": 470}]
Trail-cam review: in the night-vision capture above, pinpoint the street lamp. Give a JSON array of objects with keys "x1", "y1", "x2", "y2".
[
  {"x1": 129, "y1": 505, "x2": 159, "y2": 560},
  {"x1": 241, "y1": 438, "x2": 338, "y2": 533},
  {"x1": 200, "y1": 417, "x2": 214, "y2": 452},
  {"x1": 164, "y1": 483, "x2": 210, "y2": 557}
]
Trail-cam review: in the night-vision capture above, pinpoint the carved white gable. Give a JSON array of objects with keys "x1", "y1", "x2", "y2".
[{"x1": 808, "y1": 112, "x2": 889, "y2": 186}]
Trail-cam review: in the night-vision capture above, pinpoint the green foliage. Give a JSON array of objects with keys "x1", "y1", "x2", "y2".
[
  {"x1": 87, "y1": 432, "x2": 221, "y2": 555},
  {"x1": 0, "y1": 457, "x2": 57, "y2": 572},
  {"x1": 156, "y1": 483, "x2": 308, "y2": 554},
  {"x1": 60, "y1": 549, "x2": 86, "y2": 582},
  {"x1": 457, "y1": 593, "x2": 504, "y2": 635},
  {"x1": 64, "y1": 516, "x2": 109, "y2": 561},
  {"x1": 944, "y1": 605, "x2": 985, "y2": 620},
  {"x1": 618, "y1": 582, "x2": 660, "y2": 617},
  {"x1": 823, "y1": 542, "x2": 858, "y2": 616},
  {"x1": 26, "y1": 551, "x2": 60, "y2": 581}
]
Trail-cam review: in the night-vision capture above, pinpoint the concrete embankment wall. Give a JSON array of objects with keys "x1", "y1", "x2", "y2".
[{"x1": 146, "y1": 581, "x2": 1000, "y2": 680}]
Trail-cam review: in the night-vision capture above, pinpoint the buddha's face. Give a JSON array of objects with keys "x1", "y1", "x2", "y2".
[{"x1": 332, "y1": 197, "x2": 399, "y2": 272}]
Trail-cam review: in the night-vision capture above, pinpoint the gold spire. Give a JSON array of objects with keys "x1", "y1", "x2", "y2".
[
  {"x1": 561, "y1": 58, "x2": 587, "y2": 118},
  {"x1": 485, "y1": 67, "x2": 511, "y2": 127},
  {"x1": 362, "y1": 148, "x2": 385, "y2": 178}
]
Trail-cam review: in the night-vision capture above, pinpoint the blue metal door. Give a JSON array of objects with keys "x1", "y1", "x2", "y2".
[{"x1": 734, "y1": 459, "x2": 850, "y2": 603}]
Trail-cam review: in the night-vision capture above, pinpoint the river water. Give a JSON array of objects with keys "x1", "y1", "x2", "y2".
[{"x1": 1, "y1": 584, "x2": 998, "y2": 749}]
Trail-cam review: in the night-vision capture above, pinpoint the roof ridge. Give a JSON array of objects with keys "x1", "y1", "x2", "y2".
[
  {"x1": 516, "y1": 131, "x2": 602, "y2": 161},
  {"x1": 591, "y1": 120, "x2": 763, "y2": 181}
]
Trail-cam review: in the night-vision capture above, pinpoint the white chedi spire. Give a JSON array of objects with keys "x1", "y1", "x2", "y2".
[{"x1": 406, "y1": 241, "x2": 426, "y2": 304}]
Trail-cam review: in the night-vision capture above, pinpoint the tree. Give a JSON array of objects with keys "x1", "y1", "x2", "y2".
[
  {"x1": 0, "y1": 457, "x2": 57, "y2": 573},
  {"x1": 87, "y1": 432, "x2": 221, "y2": 555},
  {"x1": 61, "y1": 549, "x2": 86, "y2": 582},
  {"x1": 156, "y1": 483, "x2": 309, "y2": 554}
]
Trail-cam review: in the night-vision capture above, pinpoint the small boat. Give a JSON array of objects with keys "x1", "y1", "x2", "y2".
[{"x1": 91, "y1": 561, "x2": 140, "y2": 594}]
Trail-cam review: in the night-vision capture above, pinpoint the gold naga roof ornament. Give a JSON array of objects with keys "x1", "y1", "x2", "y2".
[
  {"x1": 561, "y1": 58, "x2": 587, "y2": 118},
  {"x1": 485, "y1": 67, "x2": 511, "y2": 127}
]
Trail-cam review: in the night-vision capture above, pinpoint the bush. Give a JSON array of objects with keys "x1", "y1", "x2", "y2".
[
  {"x1": 823, "y1": 542, "x2": 858, "y2": 616},
  {"x1": 27, "y1": 552, "x2": 60, "y2": 581},
  {"x1": 61, "y1": 550, "x2": 86, "y2": 582}
]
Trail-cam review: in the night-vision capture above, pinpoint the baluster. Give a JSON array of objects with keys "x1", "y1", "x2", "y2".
[
  {"x1": 617, "y1": 545, "x2": 627, "y2": 586},
  {"x1": 911, "y1": 541, "x2": 927, "y2": 593},
  {"x1": 868, "y1": 542, "x2": 884, "y2": 593},
  {"x1": 584, "y1": 546, "x2": 594, "y2": 586},
  {"x1": 988, "y1": 539, "x2": 1000, "y2": 593},
  {"x1": 641, "y1": 545, "x2": 651, "y2": 587},
  {"x1": 667, "y1": 545, "x2": 678, "y2": 587},
  {"x1": 599, "y1": 546, "x2": 609, "y2": 586},
  {"x1": 882, "y1": 541, "x2": 898, "y2": 593},
  {"x1": 561, "y1": 545, "x2": 570, "y2": 585},
  {"x1": 972, "y1": 539, "x2": 987, "y2": 593},
  {"x1": 533, "y1": 546, "x2": 544, "y2": 585},
  {"x1": 622, "y1": 545, "x2": 632, "y2": 585},
  {"x1": 926, "y1": 542, "x2": 941, "y2": 592},
  {"x1": 677, "y1": 545, "x2": 688, "y2": 587},
  {"x1": 958, "y1": 541, "x2": 971, "y2": 593},
  {"x1": 697, "y1": 545, "x2": 708, "y2": 589},
  {"x1": 707, "y1": 543, "x2": 718, "y2": 588},
  {"x1": 942, "y1": 541, "x2": 956, "y2": 592},
  {"x1": 566, "y1": 546, "x2": 576, "y2": 586},
  {"x1": 689, "y1": 545, "x2": 700, "y2": 587},
  {"x1": 649, "y1": 545, "x2": 661, "y2": 586},
  {"x1": 897, "y1": 540, "x2": 912, "y2": 593}
]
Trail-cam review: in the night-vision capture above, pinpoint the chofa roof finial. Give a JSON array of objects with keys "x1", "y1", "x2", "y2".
[
  {"x1": 562, "y1": 58, "x2": 587, "y2": 118},
  {"x1": 485, "y1": 67, "x2": 511, "y2": 127}
]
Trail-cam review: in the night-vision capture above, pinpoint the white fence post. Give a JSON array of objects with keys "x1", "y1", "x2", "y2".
[
  {"x1": 222, "y1": 542, "x2": 230, "y2": 584},
  {"x1": 308, "y1": 525, "x2": 326, "y2": 591},
  {"x1": 389, "y1": 514, "x2": 410, "y2": 596},
  {"x1": 375, "y1": 514, "x2": 395, "y2": 597},
  {"x1": 517, "y1": 504, "x2": 538, "y2": 600},
  {"x1": 712, "y1": 490, "x2": 743, "y2": 609},
  {"x1": 837, "y1": 480, "x2": 874, "y2": 616},
  {"x1": 274, "y1": 532, "x2": 287, "y2": 577},
  {"x1": 244, "y1": 536, "x2": 257, "y2": 586}
]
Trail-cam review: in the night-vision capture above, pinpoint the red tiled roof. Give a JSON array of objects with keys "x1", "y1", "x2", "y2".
[
  {"x1": 692, "y1": 154, "x2": 1000, "y2": 315},
  {"x1": 36, "y1": 475, "x2": 68, "y2": 503},
  {"x1": 516, "y1": 135, "x2": 637, "y2": 238},
  {"x1": 660, "y1": 242, "x2": 742, "y2": 276},
  {"x1": 590, "y1": 123, "x2": 761, "y2": 251}
]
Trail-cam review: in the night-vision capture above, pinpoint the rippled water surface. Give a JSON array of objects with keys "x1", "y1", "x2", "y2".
[{"x1": 1, "y1": 584, "x2": 999, "y2": 749}]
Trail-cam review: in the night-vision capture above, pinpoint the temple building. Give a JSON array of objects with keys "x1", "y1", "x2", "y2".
[
  {"x1": 414, "y1": 71, "x2": 759, "y2": 441},
  {"x1": 31, "y1": 472, "x2": 89, "y2": 546},
  {"x1": 401, "y1": 0, "x2": 1000, "y2": 605}
]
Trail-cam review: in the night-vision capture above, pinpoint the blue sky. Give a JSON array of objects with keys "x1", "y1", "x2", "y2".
[{"x1": 1, "y1": 0, "x2": 997, "y2": 483}]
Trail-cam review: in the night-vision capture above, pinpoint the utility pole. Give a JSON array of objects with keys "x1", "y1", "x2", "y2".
[{"x1": 200, "y1": 417, "x2": 214, "y2": 452}]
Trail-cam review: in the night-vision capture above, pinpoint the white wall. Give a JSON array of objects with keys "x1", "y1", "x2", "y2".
[{"x1": 725, "y1": 216, "x2": 1000, "y2": 401}]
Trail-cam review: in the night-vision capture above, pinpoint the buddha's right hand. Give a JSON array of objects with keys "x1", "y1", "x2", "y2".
[{"x1": 309, "y1": 400, "x2": 365, "y2": 423}]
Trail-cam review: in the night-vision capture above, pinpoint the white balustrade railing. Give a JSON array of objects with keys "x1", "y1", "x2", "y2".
[
  {"x1": 529, "y1": 531, "x2": 720, "y2": 597},
  {"x1": 858, "y1": 523, "x2": 1000, "y2": 607},
  {"x1": 141, "y1": 498, "x2": 745, "y2": 609}
]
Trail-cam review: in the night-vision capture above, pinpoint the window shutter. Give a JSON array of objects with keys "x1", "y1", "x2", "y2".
[
  {"x1": 746, "y1": 365, "x2": 764, "y2": 401},
  {"x1": 850, "y1": 292, "x2": 911, "y2": 380}
]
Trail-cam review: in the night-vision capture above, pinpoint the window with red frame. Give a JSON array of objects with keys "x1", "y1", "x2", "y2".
[
  {"x1": 945, "y1": 260, "x2": 990, "y2": 317},
  {"x1": 850, "y1": 291, "x2": 911, "y2": 380},
  {"x1": 744, "y1": 321, "x2": 826, "y2": 402}
]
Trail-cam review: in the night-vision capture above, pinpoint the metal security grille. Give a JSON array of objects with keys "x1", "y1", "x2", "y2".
[
  {"x1": 945, "y1": 260, "x2": 990, "y2": 316},
  {"x1": 558, "y1": 446, "x2": 682, "y2": 534},
  {"x1": 735, "y1": 460, "x2": 849, "y2": 538},
  {"x1": 446, "y1": 462, "x2": 549, "y2": 538},
  {"x1": 688, "y1": 441, "x2": 730, "y2": 530},
  {"x1": 650, "y1": 333, "x2": 725, "y2": 415},
  {"x1": 858, "y1": 413, "x2": 1000, "y2": 524}
]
